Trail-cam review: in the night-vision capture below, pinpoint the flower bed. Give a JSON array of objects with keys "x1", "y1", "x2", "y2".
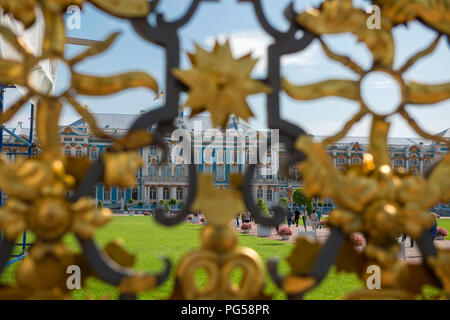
[
  {"x1": 350, "y1": 233, "x2": 365, "y2": 247},
  {"x1": 436, "y1": 227, "x2": 448, "y2": 240},
  {"x1": 241, "y1": 222, "x2": 252, "y2": 233},
  {"x1": 277, "y1": 226, "x2": 293, "y2": 240}
]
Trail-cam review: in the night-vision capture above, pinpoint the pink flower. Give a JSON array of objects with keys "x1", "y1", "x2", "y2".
[
  {"x1": 437, "y1": 227, "x2": 448, "y2": 237},
  {"x1": 241, "y1": 223, "x2": 252, "y2": 231},
  {"x1": 350, "y1": 233, "x2": 365, "y2": 247},
  {"x1": 277, "y1": 226, "x2": 293, "y2": 236}
]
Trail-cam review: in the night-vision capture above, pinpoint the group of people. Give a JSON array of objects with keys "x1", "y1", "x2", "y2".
[
  {"x1": 286, "y1": 207, "x2": 322, "y2": 231},
  {"x1": 401, "y1": 212, "x2": 440, "y2": 248},
  {"x1": 235, "y1": 212, "x2": 252, "y2": 226}
]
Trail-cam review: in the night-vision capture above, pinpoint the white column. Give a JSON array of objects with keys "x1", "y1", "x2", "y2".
[
  {"x1": 170, "y1": 187, "x2": 176, "y2": 200},
  {"x1": 157, "y1": 186, "x2": 163, "y2": 201}
]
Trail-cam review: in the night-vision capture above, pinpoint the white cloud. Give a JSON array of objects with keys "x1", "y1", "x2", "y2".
[{"x1": 204, "y1": 29, "x2": 322, "y2": 75}]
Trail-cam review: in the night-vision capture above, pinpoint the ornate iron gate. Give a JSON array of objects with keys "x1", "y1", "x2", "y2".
[{"x1": 0, "y1": 0, "x2": 448, "y2": 300}]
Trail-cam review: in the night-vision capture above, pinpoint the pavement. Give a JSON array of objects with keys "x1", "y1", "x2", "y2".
[{"x1": 232, "y1": 221, "x2": 450, "y2": 263}]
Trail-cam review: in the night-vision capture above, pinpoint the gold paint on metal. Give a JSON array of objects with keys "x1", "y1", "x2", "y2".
[{"x1": 173, "y1": 40, "x2": 271, "y2": 128}]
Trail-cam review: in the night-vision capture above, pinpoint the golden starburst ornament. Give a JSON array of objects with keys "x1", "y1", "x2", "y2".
[{"x1": 173, "y1": 40, "x2": 271, "y2": 128}]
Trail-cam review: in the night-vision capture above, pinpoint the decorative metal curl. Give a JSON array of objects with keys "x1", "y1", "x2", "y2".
[{"x1": 239, "y1": 0, "x2": 313, "y2": 227}]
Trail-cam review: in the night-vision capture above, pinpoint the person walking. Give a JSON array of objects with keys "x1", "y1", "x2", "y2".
[
  {"x1": 294, "y1": 208, "x2": 300, "y2": 228},
  {"x1": 401, "y1": 233, "x2": 414, "y2": 247},
  {"x1": 301, "y1": 208, "x2": 307, "y2": 231},
  {"x1": 287, "y1": 208, "x2": 293, "y2": 227},
  {"x1": 317, "y1": 208, "x2": 322, "y2": 229},
  {"x1": 311, "y1": 209, "x2": 319, "y2": 231}
]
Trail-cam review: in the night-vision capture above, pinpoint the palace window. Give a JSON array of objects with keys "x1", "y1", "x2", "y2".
[
  {"x1": 263, "y1": 166, "x2": 273, "y2": 179},
  {"x1": 351, "y1": 157, "x2": 361, "y2": 164},
  {"x1": 291, "y1": 167, "x2": 300, "y2": 180},
  {"x1": 257, "y1": 189, "x2": 263, "y2": 199},
  {"x1": 149, "y1": 187, "x2": 156, "y2": 200},
  {"x1": 216, "y1": 166, "x2": 225, "y2": 180},
  {"x1": 175, "y1": 165, "x2": 183, "y2": 178},
  {"x1": 255, "y1": 166, "x2": 262, "y2": 179},
  {"x1": 149, "y1": 146, "x2": 158, "y2": 156},
  {"x1": 103, "y1": 187, "x2": 111, "y2": 201},
  {"x1": 118, "y1": 188, "x2": 125, "y2": 201},
  {"x1": 394, "y1": 159, "x2": 404, "y2": 166},
  {"x1": 230, "y1": 165, "x2": 239, "y2": 174},
  {"x1": 89, "y1": 149, "x2": 98, "y2": 160},
  {"x1": 266, "y1": 189, "x2": 273, "y2": 202},
  {"x1": 176, "y1": 188, "x2": 183, "y2": 200},
  {"x1": 204, "y1": 149, "x2": 213, "y2": 164},
  {"x1": 424, "y1": 159, "x2": 431, "y2": 167},
  {"x1": 336, "y1": 157, "x2": 345, "y2": 164},
  {"x1": 163, "y1": 187, "x2": 170, "y2": 200},
  {"x1": 410, "y1": 158, "x2": 418, "y2": 166},
  {"x1": 216, "y1": 149, "x2": 225, "y2": 164},
  {"x1": 64, "y1": 149, "x2": 71, "y2": 157},
  {"x1": 163, "y1": 165, "x2": 171, "y2": 177},
  {"x1": 75, "y1": 149, "x2": 83, "y2": 158},
  {"x1": 149, "y1": 165, "x2": 157, "y2": 177}
]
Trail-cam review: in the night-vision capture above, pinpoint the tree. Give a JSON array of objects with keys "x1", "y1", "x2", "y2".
[
  {"x1": 278, "y1": 197, "x2": 289, "y2": 208},
  {"x1": 292, "y1": 188, "x2": 311, "y2": 207},
  {"x1": 305, "y1": 201, "x2": 314, "y2": 216},
  {"x1": 256, "y1": 198, "x2": 269, "y2": 216}
]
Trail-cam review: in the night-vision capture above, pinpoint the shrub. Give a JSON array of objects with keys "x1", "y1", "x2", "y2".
[
  {"x1": 278, "y1": 198, "x2": 289, "y2": 208},
  {"x1": 436, "y1": 227, "x2": 448, "y2": 238},
  {"x1": 128, "y1": 198, "x2": 135, "y2": 204},
  {"x1": 138, "y1": 201, "x2": 144, "y2": 207},
  {"x1": 124, "y1": 204, "x2": 128, "y2": 211},
  {"x1": 317, "y1": 202, "x2": 324, "y2": 207},
  {"x1": 256, "y1": 198, "x2": 269, "y2": 216},
  {"x1": 240, "y1": 223, "x2": 252, "y2": 231},
  {"x1": 350, "y1": 233, "x2": 365, "y2": 247},
  {"x1": 277, "y1": 226, "x2": 293, "y2": 236},
  {"x1": 97, "y1": 200, "x2": 103, "y2": 208},
  {"x1": 169, "y1": 198, "x2": 178, "y2": 206},
  {"x1": 187, "y1": 214, "x2": 193, "y2": 221},
  {"x1": 152, "y1": 201, "x2": 157, "y2": 207}
]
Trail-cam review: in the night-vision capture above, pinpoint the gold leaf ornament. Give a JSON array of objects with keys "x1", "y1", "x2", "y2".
[
  {"x1": 173, "y1": 40, "x2": 271, "y2": 128},
  {"x1": 102, "y1": 151, "x2": 143, "y2": 188},
  {"x1": 192, "y1": 174, "x2": 246, "y2": 227}
]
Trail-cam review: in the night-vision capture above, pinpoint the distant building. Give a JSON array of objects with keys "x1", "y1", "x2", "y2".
[{"x1": 2, "y1": 113, "x2": 449, "y2": 214}]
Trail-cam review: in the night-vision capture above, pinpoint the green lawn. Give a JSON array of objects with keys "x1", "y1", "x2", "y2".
[
  {"x1": 2, "y1": 216, "x2": 448, "y2": 299},
  {"x1": 437, "y1": 219, "x2": 450, "y2": 240},
  {"x1": 1, "y1": 216, "x2": 364, "y2": 299}
]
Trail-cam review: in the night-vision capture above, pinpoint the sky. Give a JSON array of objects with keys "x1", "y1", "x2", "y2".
[{"x1": 3, "y1": 0, "x2": 450, "y2": 139}]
